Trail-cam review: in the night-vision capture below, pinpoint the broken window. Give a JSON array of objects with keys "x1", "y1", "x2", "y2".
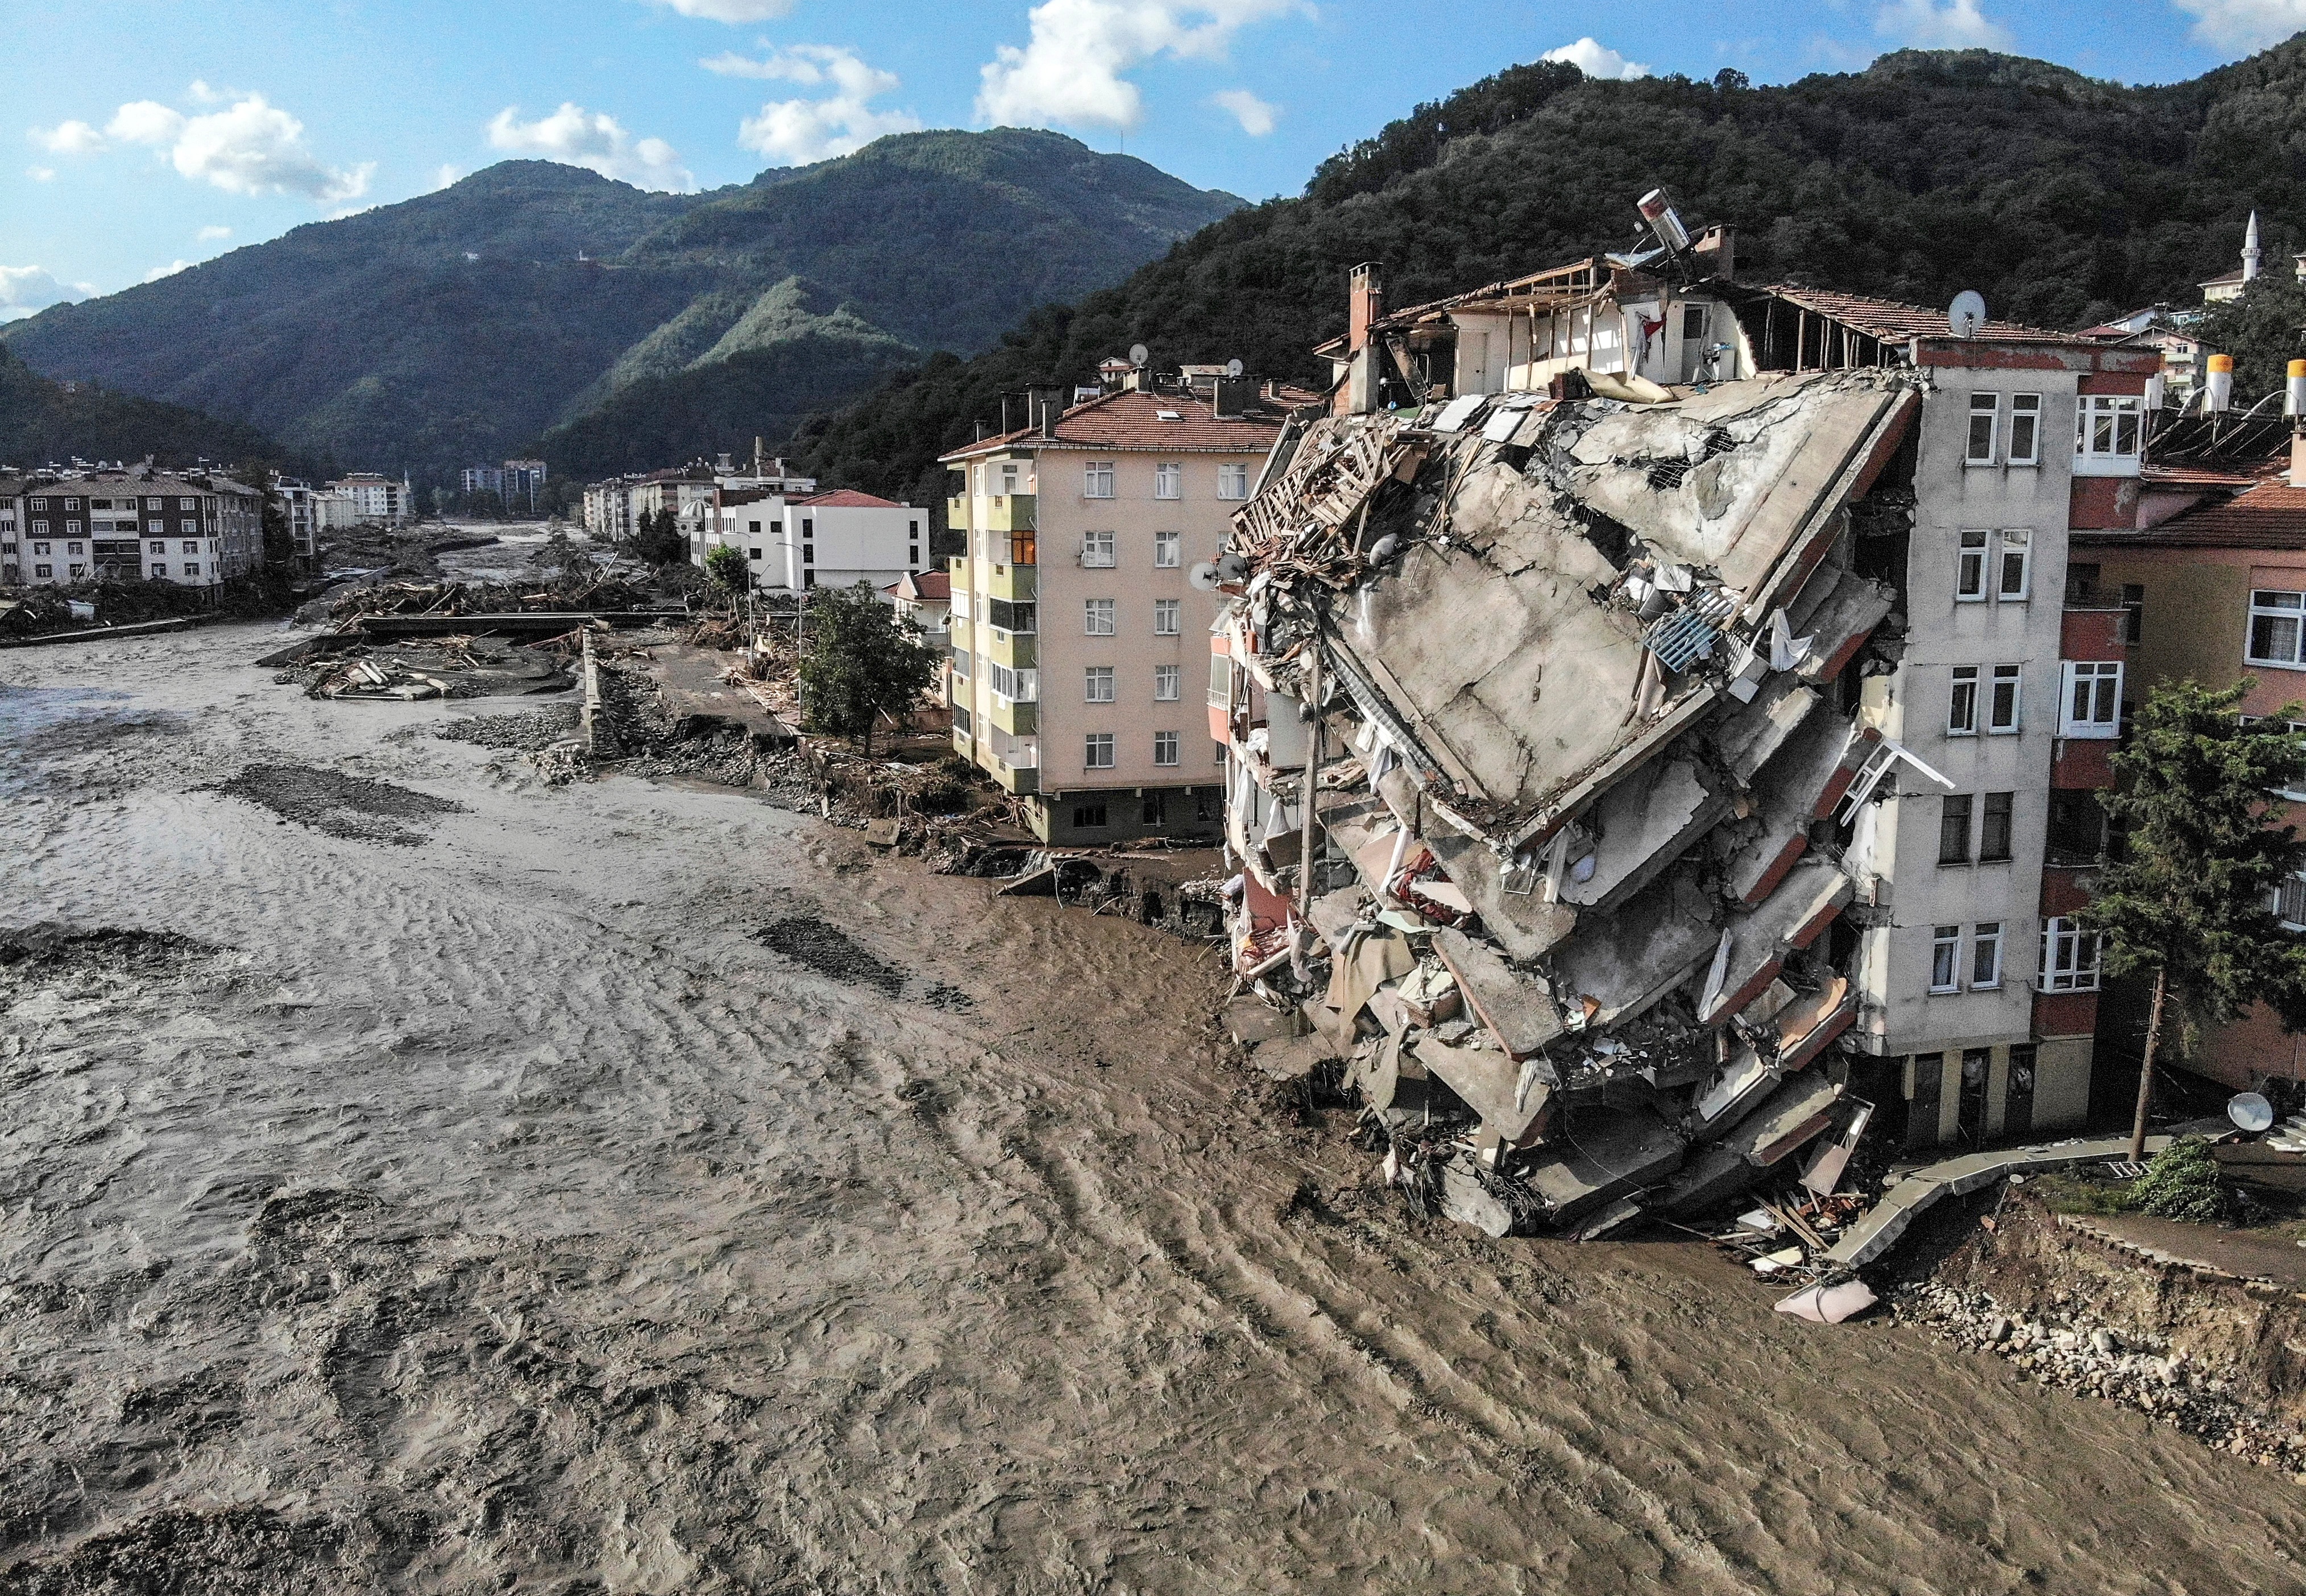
[
  {"x1": 1980, "y1": 791, "x2": 2014, "y2": 862},
  {"x1": 1082, "y1": 530, "x2": 1115, "y2": 567},
  {"x1": 1084, "y1": 733, "x2": 1115, "y2": 769},
  {"x1": 2046, "y1": 788, "x2": 2106, "y2": 865},
  {"x1": 2008, "y1": 394, "x2": 2042, "y2": 465},
  {"x1": 1930, "y1": 926, "x2": 1962, "y2": 992},
  {"x1": 1966, "y1": 393, "x2": 1999, "y2": 464},
  {"x1": 1084, "y1": 599, "x2": 1115, "y2": 635},
  {"x1": 1988, "y1": 664, "x2": 2022, "y2": 734},
  {"x1": 1996, "y1": 529, "x2": 2031, "y2": 601},
  {"x1": 1154, "y1": 664, "x2": 1181, "y2": 701},
  {"x1": 2060, "y1": 661, "x2": 2122, "y2": 737},
  {"x1": 2248, "y1": 590, "x2": 2305, "y2": 667},
  {"x1": 1155, "y1": 530, "x2": 1181, "y2": 568},
  {"x1": 1085, "y1": 666, "x2": 1114, "y2": 703},
  {"x1": 1948, "y1": 666, "x2": 1979, "y2": 735},
  {"x1": 1938, "y1": 795, "x2": 1972, "y2": 864},
  {"x1": 2040, "y1": 918, "x2": 2102, "y2": 992},
  {"x1": 1956, "y1": 530, "x2": 1988, "y2": 601},
  {"x1": 1971, "y1": 922, "x2": 2004, "y2": 988},
  {"x1": 1154, "y1": 731, "x2": 1180, "y2": 766}
]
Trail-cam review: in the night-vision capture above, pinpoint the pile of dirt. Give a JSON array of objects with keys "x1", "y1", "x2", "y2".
[
  {"x1": 204, "y1": 764, "x2": 465, "y2": 846},
  {"x1": 590, "y1": 660, "x2": 768, "y2": 788},
  {"x1": 0, "y1": 1505, "x2": 344, "y2": 1594},
  {"x1": 430, "y1": 705, "x2": 580, "y2": 752},
  {"x1": 752, "y1": 916, "x2": 908, "y2": 997},
  {"x1": 0, "y1": 925, "x2": 217, "y2": 987}
]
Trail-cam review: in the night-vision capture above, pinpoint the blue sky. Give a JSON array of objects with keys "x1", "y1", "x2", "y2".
[{"x1": 5, "y1": 0, "x2": 2301, "y2": 320}]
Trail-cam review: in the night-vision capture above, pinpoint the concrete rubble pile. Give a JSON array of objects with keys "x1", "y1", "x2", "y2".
[{"x1": 1217, "y1": 368, "x2": 1935, "y2": 1245}]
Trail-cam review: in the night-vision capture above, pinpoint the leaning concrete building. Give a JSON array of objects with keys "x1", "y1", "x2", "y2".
[{"x1": 1216, "y1": 239, "x2": 2158, "y2": 1235}]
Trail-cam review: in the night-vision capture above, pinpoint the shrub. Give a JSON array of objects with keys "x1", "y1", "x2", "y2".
[{"x1": 2130, "y1": 1137, "x2": 2229, "y2": 1224}]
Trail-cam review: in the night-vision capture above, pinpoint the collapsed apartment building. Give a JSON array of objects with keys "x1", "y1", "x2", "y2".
[{"x1": 1214, "y1": 219, "x2": 2160, "y2": 1238}]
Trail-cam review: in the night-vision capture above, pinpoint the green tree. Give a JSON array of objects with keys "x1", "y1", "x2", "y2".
[
  {"x1": 795, "y1": 582, "x2": 938, "y2": 757},
  {"x1": 703, "y1": 543, "x2": 750, "y2": 597},
  {"x1": 2192, "y1": 274, "x2": 2306, "y2": 406},
  {"x1": 624, "y1": 506, "x2": 689, "y2": 567},
  {"x1": 2129, "y1": 1137, "x2": 2229, "y2": 1224},
  {"x1": 2081, "y1": 679, "x2": 2306, "y2": 1159}
]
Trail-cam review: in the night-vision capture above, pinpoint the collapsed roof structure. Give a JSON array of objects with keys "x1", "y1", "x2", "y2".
[{"x1": 1214, "y1": 367, "x2": 1938, "y2": 1240}]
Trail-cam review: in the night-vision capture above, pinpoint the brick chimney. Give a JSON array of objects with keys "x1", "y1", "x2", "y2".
[{"x1": 1343, "y1": 261, "x2": 1385, "y2": 415}]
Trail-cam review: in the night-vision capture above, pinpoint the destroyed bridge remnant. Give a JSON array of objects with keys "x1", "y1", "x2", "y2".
[{"x1": 1213, "y1": 268, "x2": 2162, "y2": 1256}]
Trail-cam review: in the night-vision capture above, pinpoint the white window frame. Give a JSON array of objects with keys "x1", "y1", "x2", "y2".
[
  {"x1": 1153, "y1": 598, "x2": 1181, "y2": 636},
  {"x1": 1081, "y1": 530, "x2": 1115, "y2": 568},
  {"x1": 2274, "y1": 870, "x2": 2306, "y2": 932},
  {"x1": 1988, "y1": 664, "x2": 2022, "y2": 734},
  {"x1": 1956, "y1": 530, "x2": 1989, "y2": 602},
  {"x1": 1085, "y1": 666, "x2": 1115, "y2": 703},
  {"x1": 1996, "y1": 527, "x2": 2031, "y2": 602},
  {"x1": 951, "y1": 647, "x2": 970, "y2": 680},
  {"x1": 1930, "y1": 926, "x2": 1963, "y2": 994},
  {"x1": 2247, "y1": 589, "x2": 2306, "y2": 669},
  {"x1": 1971, "y1": 921, "x2": 2004, "y2": 990},
  {"x1": 1154, "y1": 463, "x2": 1182, "y2": 500},
  {"x1": 990, "y1": 663, "x2": 1038, "y2": 703},
  {"x1": 2040, "y1": 917, "x2": 2102, "y2": 993},
  {"x1": 2008, "y1": 394, "x2": 2042, "y2": 465},
  {"x1": 2059, "y1": 660, "x2": 2122, "y2": 739},
  {"x1": 1966, "y1": 393, "x2": 1999, "y2": 465},
  {"x1": 2077, "y1": 394, "x2": 2143, "y2": 461},
  {"x1": 1948, "y1": 666, "x2": 1979, "y2": 736},
  {"x1": 1084, "y1": 598, "x2": 1115, "y2": 636},
  {"x1": 1084, "y1": 461, "x2": 1115, "y2": 500},
  {"x1": 1153, "y1": 730, "x2": 1180, "y2": 766},
  {"x1": 1216, "y1": 463, "x2": 1249, "y2": 501},
  {"x1": 1154, "y1": 663, "x2": 1181, "y2": 702},
  {"x1": 1154, "y1": 530, "x2": 1181, "y2": 568},
  {"x1": 1084, "y1": 732, "x2": 1115, "y2": 770}
]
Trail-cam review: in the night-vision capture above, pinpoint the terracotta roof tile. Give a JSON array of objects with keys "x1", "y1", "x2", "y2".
[
  {"x1": 1759, "y1": 284, "x2": 2093, "y2": 345},
  {"x1": 2076, "y1": 477, "x2": 2306, "y2": 550},
  {"x1": 797, "y1": 487, "x2": 906, "y2": 508},
  {"x1": 940, "y1": 388, "x2": 1314, "y2": 462}
]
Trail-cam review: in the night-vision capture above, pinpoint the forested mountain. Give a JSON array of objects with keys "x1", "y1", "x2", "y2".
[
  {"x1": 787, "y1": 42, "x2": 2306, "y2": 518},
  {"x1": 0, "y1": 344, "x2": 294, "y2": 475},
  {"x1": 0, "y1": 131, "x2": 1242, "y2": 480}
]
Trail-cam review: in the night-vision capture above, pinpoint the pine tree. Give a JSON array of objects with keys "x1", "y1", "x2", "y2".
[
  {"x1": 2081, "y1": 679, "x2": 2306, "y2": 1158},
  {"x1": 795, "y1": 582, "x2": 939, "y2": 758}
]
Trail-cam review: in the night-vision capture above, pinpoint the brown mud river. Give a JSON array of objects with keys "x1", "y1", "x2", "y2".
[{"x1": 2, "y1": 622, "x2": 2303, "y2": 1594}]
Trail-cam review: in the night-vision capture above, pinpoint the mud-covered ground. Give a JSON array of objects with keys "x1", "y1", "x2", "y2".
[{"x1": 3, "y1": 622, "x2": 2304, "y2": 1594}]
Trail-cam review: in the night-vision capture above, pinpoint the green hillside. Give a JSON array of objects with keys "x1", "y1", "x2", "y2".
[
  {"x1": 1, "y1": 131, "x2": 1242, "y2": 481},
  {"x1": 786, "y1": 43, "x2": 2306, "y2": 516},
  {"x1": 0, "y1": 344, "x2": 295, "y2": 475}
]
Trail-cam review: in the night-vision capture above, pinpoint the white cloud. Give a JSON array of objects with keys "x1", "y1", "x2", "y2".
[
  {"x1": 1541, "y1": 38, "x2": 1651, "y2": 80},
  {"x1": 644, "y1": 0, "x2": 794, "y2": 19},
  {"x1": 432, "y1": 163, "x2": 462, "y2": 190},
  {"x1": 101, "y1": 93, "x2": 371, "y2": 201},
  {"x1": 188, "y1": 78, "x2": 226, "y2": 104},
  {"x1": 144, "y1": 259, "x2": 194, "y2": 282},
  {"x1": 2171, "y1": 0, "x2": 2306, "y2": 51},
  {"x1": 488, "y1": 103, "x2": 695, "y2": 190},
  {"x1": 976, "y1": 0, "x2": 1310, "y2": 134},
  {"x1": 27, "y1": 165, "x2": 55, "y2": 182},
  {"x1": 1873, "y1": 0, "x2": 2014, "y2": 48},
  {"x1": 0, "y1": 264, "x2": 92, "y2": 322},
  {"x1": 723, "y1": 45, "x2": 923, "y2": 165},
  {"x1": 197, "y1": 224, "x2": 233, "y2": 241},
  {"x1": 30, "y1": 119, "x2": 106, "y2": 155},
  {"x1": 1210, "y1": 87, "x2": 1276, "y2": 134}
]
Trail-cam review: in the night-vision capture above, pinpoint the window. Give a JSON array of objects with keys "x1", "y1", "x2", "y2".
[
  {"x1": 1971, "y1": 922, "x2": 2004, "y2": 989},
  {"x1": 987, "y1": 598, "x2": 1035, "y2": 633},
  {"x1": 998, "y1": 464, "x2": 1020, "y2": 496},
  {"x1": 1967, "y1": 393, "x2": 1999, "y2": 464},
  {"x1": 2040, "y1": 917, "x2": 2103, "y2": 992},
  {"x1": 1154, "y1": 530, "x2": 1181, "y2": 568},
  {"x1": 181, "y1": 540, "x2": 198, "y2": 553},
  {"x1": 1143, "y1": 793, "x2": 1168, "y2": 826},
  {"x1": 2077, "y1": 394, "x2": 2143, "y2": 460},
  {"x1": 2249, "y1": 590, "x2": 2306, "y2": 667},
  {"x1": 28, "y1": 498, "x2": 44, "y2": 510},
  {"x1": 802, "y1": 543, "x2": 815, "y2": 566},
  {"x1": 1939, "y1": 795, "x2": 1973, "y2": 864},
  {"x1": 1153, "y1": 599, "x2": 1180, "y2": 635},
  {"x1": 145, "y1": 497, "x2": 160, "y2": 510},
  {"x1": 1081, "y1": 530, "x2": 1116, "y2": 567},
  {"x1": 2008, "y1": 394, "x2": 2042, "y2": 464},
  {"x1": 2060, "y1": 661, "x2": 2123, "y2": 738},
  {"x1": 1085, "y1": 666, "x2": 1115, "y2": 703},
  {"x1": 989, "y1": 663, "x2": 1036, "y2": 701},
  {"x1": 1956, "y1": 530, "x2": 1988, "y2": 601},
  {"x1": 1085, "y1": 598, "x2": 1115, "y2": 635},
  {"x1": 1209, "y1": 654, "x2": 1231, "y2": 708},
  {"x1": 1154, "y1": 463, "x2": 1182, "y2": 500},
  {"x1": 2274, "y1": 871, "x2": 2306, "y2": 931},
  {"x1": 1072, "y1": 803, "x2": 1109, "y2": 829},
  {"x1": 179, "y1": 497, "x2": 195, "y2": 510},
  {"x1": 951, "y1": 648, "x2": 970, "y2": 680},
  {"x1": 181, "y1": 521, "x2": 197, "y2": 535},
  {"x1": 34, "y1": 564, "x2": 52, "y2": 578},
  {"x1": 1948, "y1": 666, "x2": 1979, "y2": 735},
  {"x1": 32, "y1": 542, "x2": 48, "y2": 555},
  {"x1": 1154, "y1": 730, "x2": 1180, "y2": 766},
  {"x1": 1931, "y1": 926, "x2": 1962, "y2": 993},
  {"x1": 1155, "y1": 663, "x2": 1181, "y2": 701},
  {"x1": 66, "y1": 542, "x2": 81, "y2": 554},
  {"x1": 1997, "y1": 529, "x2": 2031, "y2": 601},
  {"x1": 1217, "y1": 463, "x2": 1249, "y2": 500},
  {"x1": 1084, "y1": 733, "x2": 1115, "y2": 769},
  {"x1": 749, "y1": 547, "x2": 762, "y2": 560},
  {"x1": 1988, "y1": 664, "x2": 2021, "y2": 733},
  {"x1": 176, "y1": 563, "x2": 191, "y2": 576},
  {"x1": 2121, "y1": 583, "x2": 2145, "y2": 645},
  {"x1": 1980, "y1": 791, "x2": 2014, "y2": 862},
  {"x1": 64, "y1": 498, "x2": 78, "y2": 510},
  {"x1": 1084, "y1": 461, "x2": 1115, "y2": 499},
  {"x1": 150, "y1": 565, "x2": 167, "y2": 577}
]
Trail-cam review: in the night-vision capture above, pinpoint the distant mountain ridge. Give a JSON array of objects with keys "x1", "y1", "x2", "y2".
[
  {"x1": 0, "y1": 344, "x2": 291, "y2": 475},
  {"x1": 1, "y1": 130, "x2": 1243, "y2": 481}
]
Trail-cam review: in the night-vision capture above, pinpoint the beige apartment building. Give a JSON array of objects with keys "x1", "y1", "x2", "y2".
[{"x1": 941, "y1": 381, "x2": 1308, "y2": 843}]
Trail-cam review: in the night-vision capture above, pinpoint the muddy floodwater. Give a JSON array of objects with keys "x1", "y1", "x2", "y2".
[{"x1": 3, "y1": 623, "x2": 2304, "y2": 1594}]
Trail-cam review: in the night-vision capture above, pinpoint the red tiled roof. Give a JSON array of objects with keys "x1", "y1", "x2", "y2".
[
  {"x1": 1760, "y1": 284, "x2": 2093, "y2": 346},
  {"x1": 900, "y1": 569, "x2": 951, "y2": 600},
  {"x1": 940, "y1": 387, "x2": 1312, "y2": 462},
  {"x1": 2142, "y1": 463, "x2": 2267, "y2": 490},
  {"x1": 2076, "y1": 477, "x2": 2306, "y2": 550},
  {"x1": 797, "y1": 488, "x2": 905, "y2": 508}
]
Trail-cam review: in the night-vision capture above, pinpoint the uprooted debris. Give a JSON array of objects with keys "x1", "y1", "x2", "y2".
[
  {"x1": 204, "y1": 764, "x2": 466, "y2": 846},
  {"x1": 1217, "y1": 369, "x2": 1923, "y2": 1259},
  {"x1": 300, "y1": 572, "x2": 670, "y2": 628},
  {"x1": 269, "y1": 633, "x2": 577, "y2": 701},
  {"x1": 430, "y1": 704, "x2": 582, "y2": 751}
]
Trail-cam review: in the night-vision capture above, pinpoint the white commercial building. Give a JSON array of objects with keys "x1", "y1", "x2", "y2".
[{"x1": 698, "y1": 487, "x2": 923, "y2": 592}]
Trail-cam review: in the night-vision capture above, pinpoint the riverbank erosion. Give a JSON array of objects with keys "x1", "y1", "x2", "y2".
[{"x1": 2, "y1": 622, "x2": 2304, "y2": 1593}]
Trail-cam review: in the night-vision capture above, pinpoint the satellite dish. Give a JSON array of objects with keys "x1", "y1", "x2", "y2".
[
  {"x1": 1188, "y1": 560, "x2": 1222, "y2": 591},
  {"x1": 1226, "y1": 358, "x2": 1244, "y2": 378},
  {"x1": 1129, "y1": 343, "x2": 1150, "y2": 368},
  {"x1": 2230, "y1": 1091, "x2": 2276, "y2": 1133},
  {"x1": 1948, "y1": 290, "x2": 1988, "y2": 340}
]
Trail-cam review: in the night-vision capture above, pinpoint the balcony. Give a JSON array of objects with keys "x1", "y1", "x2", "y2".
[
  {"x1": 990, "y1": 695, "x2": 1039, "y2": 737},
  {"x1": 981, "y1": 493, "x2": 1036, "y2": 535},
  {"x1": 985, "y1": 629, "x2": 1036, "y2": 671},
  {"x1": 982, "y1": 562, "x2": 1035, "y2": 602}
]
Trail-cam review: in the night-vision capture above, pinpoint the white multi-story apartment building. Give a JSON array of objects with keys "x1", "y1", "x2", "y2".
[
  {"x1": 1, "y1": 469, "x2": 265, "y2": 587},
  {"x1": 321, "y1": 472, "x2": 412, "y2": 526},
  {"x1": 698, "y1": 487, "x2": 922, "y2": 592}
]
